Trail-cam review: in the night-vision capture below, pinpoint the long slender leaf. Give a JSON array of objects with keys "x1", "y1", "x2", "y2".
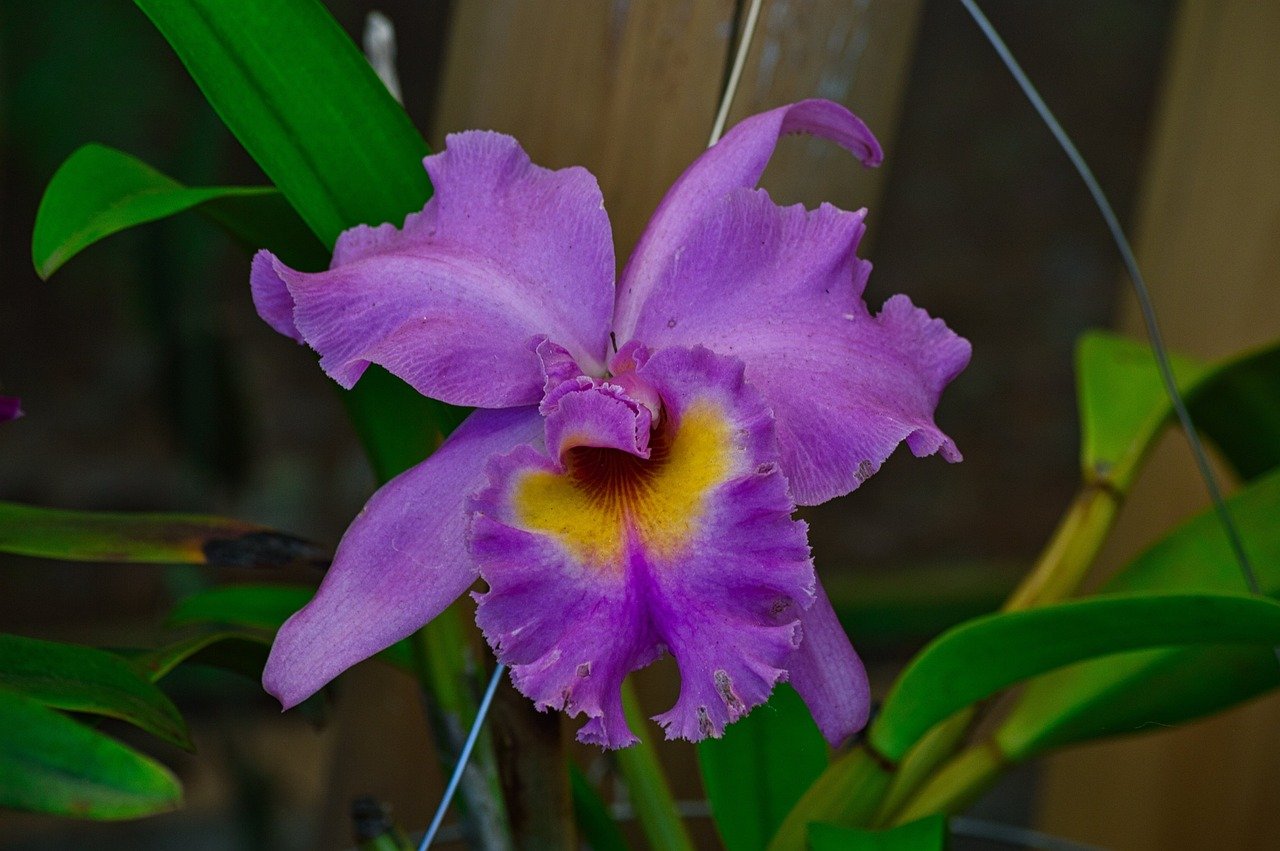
[
  {"x1": 168, "y1": 583, "x2": 413, "y2": 671},
  {"x1": 32, "y1": 143, "x2": 323, "y2": 278},
  {"x1": 132, "y1": 0, "x2": 431, "y2": 248},
  {"x1": 127, "y1": 627, "x2": 272, "y2": 683},
  {"x1": 867, "y1": 592, "x2": 1280, "y2": 762},
  {"x1": 697, "y1": 684, "x2": 827, "y2": 851},
  {"x1": 997, "y1": 466, "x2": 1280, "y2": 760},
  {"x1": 0, "y1": 501, "x2": 326, "y2": 568},
  {"x1": 0, "y1": 634, "x2": 191, "y2": 750},
  {"x1": 0, "y1": 688, "x2": 181, "y2": 819}
]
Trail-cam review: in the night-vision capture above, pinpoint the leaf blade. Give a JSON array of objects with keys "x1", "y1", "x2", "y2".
[
  {"x1": 0, "y1": 688, "x2": 181, "y2": 820},
  {"x1": 0, "y1": 635, "x2": 191, "y2": 750}
]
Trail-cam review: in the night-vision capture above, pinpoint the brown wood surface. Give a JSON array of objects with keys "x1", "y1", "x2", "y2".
[{"x1": 1037, "y1": 0, "x2": 1280, "y2": 847}]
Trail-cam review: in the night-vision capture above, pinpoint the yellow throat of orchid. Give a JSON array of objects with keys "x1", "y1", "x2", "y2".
[{"x1": 513, "y1": 401, "x2": 733, "y2": 568}]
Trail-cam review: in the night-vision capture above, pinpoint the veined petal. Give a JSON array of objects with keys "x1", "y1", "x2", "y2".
[
  {"x1": 470, "y1": 346, "x2": 814, "y2": 746},
  {"x1": 614, "y1": 99, "x2": 882, "y2": 338},
  {"x1": 252, "y1": 131, "x2": 615, "y2": 407},
  {"x1": 784, "y1": 580, "x2": 870, "y2": 746},
  {"x1": 263, "y1": 406, "x2": 542, "y2": 709},
  {"x1": 617, "y1": 188, "x2": 969, "y2": 504}
]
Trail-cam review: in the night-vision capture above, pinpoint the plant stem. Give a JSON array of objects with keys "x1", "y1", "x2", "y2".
[
  {"x1": 490, "y1": 678, "x2": 575, "y2": 849},
  {"x1": 889, "y1": 740, "x2": 1005, "y2": 825},
  {"x1": 616, "y1": 681, "x2": 696, "y2": 851},
  {"x1": 768, "y1": 746, "x2": 892, "y2": 849}
]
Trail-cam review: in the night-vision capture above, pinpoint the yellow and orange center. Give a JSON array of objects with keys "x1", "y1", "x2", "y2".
[{"x1": 513, "y1": 401, "x2": 733, "y2": 568}]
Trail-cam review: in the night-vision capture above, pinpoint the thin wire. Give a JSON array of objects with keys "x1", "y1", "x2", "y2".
[
  {"x1": 958, "y1": 0, "x2": 1260, "y2": 597},
  {"x1": 418, "y1": 663, "x2": 507, "y2": 851},
  {"x1": 951, "y1": 816, "x2": 1109, "y2": 851},
  {"x1": 709, "y1": 0, "x2": 765, "y2": 147}
]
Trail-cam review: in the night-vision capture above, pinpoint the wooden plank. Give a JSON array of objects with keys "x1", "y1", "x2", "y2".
[{"x1": 1037, "y1": 1, "x2": 1280, "y2": 847}]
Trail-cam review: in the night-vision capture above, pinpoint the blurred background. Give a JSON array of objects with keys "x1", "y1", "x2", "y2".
[{"x1": 2, "y1": 0, "x2": 1278, "y2": 847}]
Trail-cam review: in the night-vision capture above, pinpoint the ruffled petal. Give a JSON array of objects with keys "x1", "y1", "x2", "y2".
[
  {"x1": 263, "y1": 406, "x2": 543, "y2": 709},
  {"x1": 784, "y1": 580, "x2": 870, "y2": 747},
  {"x1": 617, "y1": 187, "x2": 969, "y2": 504},
  {"x1": 252, "y1": 131, "x2": 616, "y2": 408},
  {"x1": 469, "y1": 346, "x2": 814, "y2": 746},
  {"x1": 615, "y1": 99, "x2": 882, "y2": 337}
]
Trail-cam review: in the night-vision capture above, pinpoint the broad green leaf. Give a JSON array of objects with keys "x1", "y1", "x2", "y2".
[
  {"x1": 809, "y1": 815, "x2": 947, "y2": 850},
  {"x1": 0, "y1": 634, "x2": 191, "y2": 750},
  {"x1": 0, "y1": 688, "x2": 181, "y2": 819},
  {"x1": 570, "y1": 764, "x2": 630, "y2": 851},
  {"x1": 1076, "y1": 332, "x2": 1204, "y2": 485},
  {"x1": 0, "y1": 501, "x2": 326, "y2": 568},
  {"x1": 32, "y1": 143, "x2": 323, "y2": 278},
  {"x1": 997, "y1": 467, "x2": 1280, "y2": 760},
  {"x1": 133, "y1": 0, "x2": 431, "y2": 249},
  {"x1": 131, "y1": 0, "x2": 466, "y2": 481},
  {"x1": 168, "y1": 584, "x2": 413, "y2": 671},
  {"x1": 867, "y1": 592, "x2": 1280, "y2": 762},
  {"x1": 698, "y1": 684, "x2": 827, "y2": 851},
  {"x1": 1078, "y1": 333, "x2": 1280, "y2": 487}
]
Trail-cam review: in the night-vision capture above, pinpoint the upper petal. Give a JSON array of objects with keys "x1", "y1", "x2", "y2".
[
  {"x1": 616, "y1": 187, "x2": 969, "y2": 504},
  {"x1": 614, "y1": 99, "x2": 882, "y2": 338},
  {"x1": 262, "y1": 405, "x2": 543, "y2": 709},
  {"x1": 251, "y1": 131, "x2": 616, "y2": 408}
]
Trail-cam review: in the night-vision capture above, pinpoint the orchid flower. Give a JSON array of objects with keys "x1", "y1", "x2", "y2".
[
  {"x1": 252, "y1": 100, "x2": 969, "y2": 748},
  {"x1": 0, "y1": 397, "x2": 21, "y2": 422}
]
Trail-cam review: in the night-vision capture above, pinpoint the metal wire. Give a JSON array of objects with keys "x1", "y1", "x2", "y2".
[
  {"x1": 958, "y1": 0, "x2": 1260, "y2": 596},
  {"x1": 709, "y1": 0, "x2": 765, "y2": 147}
]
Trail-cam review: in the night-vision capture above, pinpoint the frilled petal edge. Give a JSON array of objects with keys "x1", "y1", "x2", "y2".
[
  {"x1": 251, "y1": 131, "x2": 616, "y2": 408},
  {"x1": 262, "y1": 406, "x2": 543, "y2": 709},
  {"x1": 617, "y1": 185, "x2": 969, "y2": 504}
]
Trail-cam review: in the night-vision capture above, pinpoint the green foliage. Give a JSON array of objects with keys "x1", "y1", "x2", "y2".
[
  {"x1": 1078, "y1": 332, "x2": 1280, "y2": 487},
  {"x1": 997, "y1": 467, "x2": 1280, "y2": 760},
  {"x1": 569, "y1": 765, "x2": 630, "y2": 851},
  {"x1": 169, "y1": 583, "x2": 414, "y2": 671},
  {"x1": 0, "y1": 689, "x2": 182, "y2": 820},
  {"x1": 809, "y1": 816, "x2": 947, "y2": 850},
  {"x1": 132, "y1": 0, "x2": 430, "y2": 248},
  {"x1": 0, "y1": 634, "x2": 191, "y2": 750},
  {"x1": 128, "y1": 627, "x2": 272, "y2": 684},
  {"x1": 867, "y1": 592, "x2": 1280, "y2": 762},
  {"x1": 31, "y1": 143, "x2": 322, "y2": 278},
  {"x1": 0, "y1": 501, "x2": 326, "y2": 568},
  {"x1": 698, "y1": 684, "x2": 828, "y2": 851}
]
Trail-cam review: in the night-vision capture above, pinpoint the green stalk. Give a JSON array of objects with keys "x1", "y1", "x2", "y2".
[
  {"x1": 889, "y1": 741, "x2": 1005, "y2": 825},
  {"x1": 616, "y1": 681, "x2": 696, "y2": 851},
  {"x1": 768, "y1": 747, "x2": 891, "y2": 850}
]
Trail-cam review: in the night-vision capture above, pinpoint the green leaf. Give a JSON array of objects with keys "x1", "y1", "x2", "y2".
[
  {"x1": 698, "y1": 684, "x2": 828, "y2": 851},
  {"x1": 809, "y1": 815, "x2": 947, "y2": 850},
  {"x1": 133, "y1": 0, "x2": 431, "y2": 249},
  {"x1": 1078, "y1": 333, "x2": 1280, "y2": 487},
  {"x1": 867, "y1": 592, "x2": 1280, "y2": 762},
  {"x1": 127, "y1": 627, "x2": 272, "y2": 683},
  {"x1": 0, "y1": 688, "x2": 181, "y2": 819},
  {"x1": 1076, "y1": 332, "x2": 1205, "y2": 484},
  {"x1": 169, "y1": 584, "x2": 413, "y2": 671},
  {"x1": 0, "y1": 634, "x2": 191, "y2": 750},
  {"x1": 997, "y1": 466, "x2": 1280, "y2": 760},
  {"x1": 31, "y1": 143, "x2": 323, "y2": 278},
  {"x1": 0, "y1": 501, "x2": 326, "y2": 568},
  {"x1": 570, "y1": 764, "x2": 630, "y2": 851}
]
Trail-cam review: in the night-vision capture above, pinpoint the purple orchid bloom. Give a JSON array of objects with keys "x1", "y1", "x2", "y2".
[{"x1": 252, "y1": 100, "x2": 969, "y2": 748}]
